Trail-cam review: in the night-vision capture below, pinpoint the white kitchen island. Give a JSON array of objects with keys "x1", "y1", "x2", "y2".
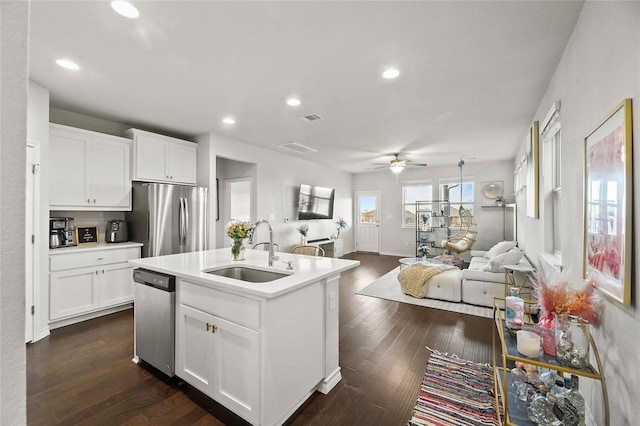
[{"x1": 129, "y1": 248, "x2": 359, "y2": 426}]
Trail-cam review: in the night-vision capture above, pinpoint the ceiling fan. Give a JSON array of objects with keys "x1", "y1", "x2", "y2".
[{"x1": 373, "y1": 153, "x2": 428, "y2": 173}]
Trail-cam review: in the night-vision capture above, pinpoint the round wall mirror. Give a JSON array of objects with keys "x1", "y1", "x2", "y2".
[{"x1": 482, "y1": 183, "x2": 503, "y2": 200}]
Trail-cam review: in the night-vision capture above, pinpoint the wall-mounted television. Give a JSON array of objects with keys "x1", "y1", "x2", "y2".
[{"x1": 297, "y1": 184, "x2": 335, "y2": 220}]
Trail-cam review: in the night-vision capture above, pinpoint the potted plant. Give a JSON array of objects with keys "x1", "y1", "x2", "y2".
[
  {"x1": 335, "y1": 217, "x2": 348, "y2": 238},
  {"x1": 297, "y1": 224, "x2": 309, "y2": 245}
]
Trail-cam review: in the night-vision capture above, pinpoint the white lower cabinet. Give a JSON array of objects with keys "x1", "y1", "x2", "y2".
[
  {"x1": 177, "y1": 303, "x2": 260, "y2": 424},
  {"x1": 49, "y1": 245, "x2": 140, "y2": 323},
  {"x1": 50, "y1": 267, "x2": 100, "y2": 319}
]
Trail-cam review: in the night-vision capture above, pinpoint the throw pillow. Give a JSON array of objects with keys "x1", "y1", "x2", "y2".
[
  {"x1": 484, "y1": 241, "x2": 517, "y2": 258},
  {"x1": 480, "y1": 249, "x2": 524, "y2": 273}
]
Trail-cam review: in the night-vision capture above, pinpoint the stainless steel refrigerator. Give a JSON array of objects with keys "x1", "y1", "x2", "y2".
[{"x1": 126, "y1": 182, "x2": 209, "y2": 257}]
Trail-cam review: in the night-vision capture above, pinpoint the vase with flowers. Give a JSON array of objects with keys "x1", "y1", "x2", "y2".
[
  {"x1": 417, "y1": 243, "x2": 430, "y2": 260},
  {"x1": 297, "y1": 224, "x2": 309, "y2": 245},
  {"x1": 226, "y1": 219, "x2": 253, "y2": 261},
  {"x1": 534, "y1": 271, "x2": 600, "y2": 360}
]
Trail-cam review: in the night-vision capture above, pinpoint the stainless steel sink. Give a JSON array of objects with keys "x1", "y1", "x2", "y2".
[{"x1": 204, "y1": 266, "x2": 290, "y2": 283}]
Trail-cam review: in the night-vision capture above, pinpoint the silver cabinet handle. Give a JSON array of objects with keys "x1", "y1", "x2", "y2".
[
  {"x1": 95, "y1": 270, "x2": 99, "y2": 275},
  {"x1": 102, "y1": 269, "x2": 105, "y2": 274},
  {"x1": 87, "y1": 198, "x2": 91, "y2": 203}
]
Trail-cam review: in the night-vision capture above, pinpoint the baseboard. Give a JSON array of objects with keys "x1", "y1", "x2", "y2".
[
  {"x1": 49, "y1": 303, "x2": 132, "y2": 330},
  {"x1": 316, "y1": 367, "x2": 341, "y2": 394}
]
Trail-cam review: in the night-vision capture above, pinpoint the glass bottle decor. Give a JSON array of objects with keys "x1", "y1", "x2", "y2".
[
  {"x1": 231, "y1": 237, "x2": 245, "y2": 261},
  {"x1": 555, "y1": 314, "x2": 590, "y2": 369}
]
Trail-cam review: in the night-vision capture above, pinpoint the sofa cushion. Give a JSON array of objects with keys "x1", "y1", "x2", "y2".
[
  {"x1": 484, "y1": 241, "x2": 518, "y2": 258},
  {"x1": 480, "y1": 249, "x2": 524, "y2": 273}
]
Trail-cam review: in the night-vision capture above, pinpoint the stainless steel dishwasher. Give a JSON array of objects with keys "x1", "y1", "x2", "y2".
[{"x1": 133, "y1": 268, "x2": 176, "y2": 377}]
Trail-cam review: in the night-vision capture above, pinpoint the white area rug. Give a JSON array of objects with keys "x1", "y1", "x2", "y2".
[{"x1": 356, "y1": 267, "x2": 493, "y2": 319}]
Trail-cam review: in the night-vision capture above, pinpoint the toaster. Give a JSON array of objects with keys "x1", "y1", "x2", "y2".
[{"x1": 106, "y1": 220, "x2": 128, "y2": 243}]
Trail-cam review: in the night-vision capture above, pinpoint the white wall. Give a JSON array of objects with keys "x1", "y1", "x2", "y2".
[
  {"x1": 353, "y1": 160, "x2": 514, "y2": 257},
  {"x1": 0, "y1": 1, "x2": 28, "y2": 423},
  {"x1": 516, "y1": 3, "x2": 639, "y2": 424},
  {"x1": 198, "y1": 132, "x2": 355, "y2": 254}
]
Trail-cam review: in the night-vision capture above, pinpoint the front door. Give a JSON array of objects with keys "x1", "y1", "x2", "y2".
[{"x1": 356, "y1": 191, "x2": 380, "y2": 253}]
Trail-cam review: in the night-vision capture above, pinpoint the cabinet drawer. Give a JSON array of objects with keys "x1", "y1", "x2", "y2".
[
  {"x1": 180, "y1": 280, "x2": 260, "y2": 331},
  {"x1": 50, "y1": 247, "x2": 140, "y2": 271}
]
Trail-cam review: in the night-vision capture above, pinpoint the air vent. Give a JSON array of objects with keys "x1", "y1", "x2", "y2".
[
  {"x1": 300, "y1": 113, "x2": 323, "y2": 122},
  {"x1": 279, "y1": 142, "x2": 317, "y2": 153}
]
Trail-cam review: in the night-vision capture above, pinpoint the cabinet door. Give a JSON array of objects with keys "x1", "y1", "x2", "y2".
[
  {"x1": 49, "y1": 127, "x2": 90, "y2": 207},
  {"x1": 212, "y1": 315, "x2": 260, "y2": 424},
  {"x1": 176, "y1": 305, "x2": 260, "y2": 423},
  {"x1": 168, "y1": 142, "x2": 197, "y2": 185},
  {"x1": 50, "y1": 267, "x2": 99, "y2": 320},
  {"x1": 90, "y1": 135, "x2": 131, "y2": 209},
  {"x1": 99, "y1": 263, "x2": 134, "y2": 307},
  {"x1": 134, "y1": 133, "x2": 167, "y2": 182},
  {"x1": 176, "y1": 304, "x2": 216, "y2": 395}
]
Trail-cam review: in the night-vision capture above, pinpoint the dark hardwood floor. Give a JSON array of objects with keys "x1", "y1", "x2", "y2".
[{"x1": 27, "y1": 252, "x2": 493, "y2": 425}]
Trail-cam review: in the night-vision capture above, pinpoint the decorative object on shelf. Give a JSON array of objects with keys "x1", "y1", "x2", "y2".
[
  {"x1": 297, "y1": 224, "x2": 309, "y2": 245},
  {"x1": 526, "y1": 121, "x2": 540, "y2": 218},
  {"x1": 555, "y1": 314, "x2": 590, "y2": 369},
  {"x1": 226, "y1": 219, "x2": 253, "y2": 261},
  {"x1": 534, "y1": 271, "x2": 601, "y2": 357},
  {"x1": 417, "y1": 244, "x2": 430, "y2": 259},
  {"x1": 75, "y1": 225, "x2": 98, "y2": 245},
  {"x1": 584, "y1": 98, "x2": 633, "y2": 306},
  {"x1": 516, "y1": 330, "x2": 541, "y2": 358},
  {"x1": 481, "y1": 181, "x2": 504, "y2": 207},
  {"x1": 420, "y1": 213, "x2": 430, "y2": 230},
  {"x1": 334, "y1": 217, "x2": 348, "y2": 238},
  {"x1": 505, "y1": 287, "x2": 525, "y2": 331}
]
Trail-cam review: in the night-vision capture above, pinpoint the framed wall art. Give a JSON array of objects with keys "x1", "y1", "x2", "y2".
[
  {"x1": 526, "y1": 121, "x2": 539, "y2": 218},
  {"x1": 583, "y1": 98, "x2": 632, "y2": 306}
]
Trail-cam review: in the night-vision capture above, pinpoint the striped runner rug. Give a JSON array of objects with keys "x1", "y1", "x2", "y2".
[{"x1": 408, "y1": 350, "x2": 500, "y2": 426}]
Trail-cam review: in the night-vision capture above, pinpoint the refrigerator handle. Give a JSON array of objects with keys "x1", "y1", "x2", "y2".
[
  {"x1": 178, "y1": 197, "x2": 185, "y2": 247},
  {"x1": 183, "y1": 196, "x2": 190, "y2": 245}
]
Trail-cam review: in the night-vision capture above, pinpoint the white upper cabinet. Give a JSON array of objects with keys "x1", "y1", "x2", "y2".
[
  {"x1": 127, "y1": 129, "x2": 197, "y2": 186},
  {"x1": 49, "y1": 124, "x2": 132, "y2": 210}
]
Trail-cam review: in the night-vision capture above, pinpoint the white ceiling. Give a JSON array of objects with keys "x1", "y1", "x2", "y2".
[{"x1": 28, "y1": 1, "x2": 584, "y2": 174}]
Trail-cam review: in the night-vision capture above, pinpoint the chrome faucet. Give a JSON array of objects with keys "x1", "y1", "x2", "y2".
[{"x1": 250, "y1": 219, "x2": 278, "y2": 266}]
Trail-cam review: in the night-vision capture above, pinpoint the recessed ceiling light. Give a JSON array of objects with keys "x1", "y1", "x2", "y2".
[
  {"x1": 382, "y1": 68, "x2": 400, "y2": 79},
  {"x1": 286, "y1": 98, "x2": 301, "y2": 107},
  {"x1": 55, "y1": 59, "x2": 79, "y2": 70},
  {"x1": 222, "y1": 117, "x2": 236, "y2": 125},
  {"x1": 111, "y1": 0, "x2": 140, "y2": 19}
]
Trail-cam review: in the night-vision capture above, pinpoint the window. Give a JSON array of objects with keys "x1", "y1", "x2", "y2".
[
  {"x1": 542, "y1": 101, "x2": 561, "y2": 257},
  {"x1": 402, "y1": 181, "x2": 432, "y2": 228},
  {"x1": 439, "y1": 178, "x2": 474, "y2": 228}
]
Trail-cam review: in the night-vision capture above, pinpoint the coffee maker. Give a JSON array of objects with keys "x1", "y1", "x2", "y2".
[{"x1": 49, "y1": 217, "x2": 76, "y2": 249}]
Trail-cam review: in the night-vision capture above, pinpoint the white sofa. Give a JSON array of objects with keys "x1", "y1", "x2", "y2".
[{"x1": 461, "y1": 244, "x2": 534, "y2": 307}]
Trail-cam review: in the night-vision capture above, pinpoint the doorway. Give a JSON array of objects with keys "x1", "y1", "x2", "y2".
[{"x1": 355, "y1": 191, "x2": 380, "y2": 253}]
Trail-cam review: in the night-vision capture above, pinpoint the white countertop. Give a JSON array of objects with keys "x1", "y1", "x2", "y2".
[
  {"x1": 129, "y1": 248, "x2": 360, "y2": 298},
  {"x1": 49, "y1": 241, "x2": 143, "y2": 255}
]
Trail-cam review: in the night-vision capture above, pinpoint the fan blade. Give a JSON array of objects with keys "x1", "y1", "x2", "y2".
[{"x1": 407, "y1": 163, "x2": 428, "y2": 167}]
